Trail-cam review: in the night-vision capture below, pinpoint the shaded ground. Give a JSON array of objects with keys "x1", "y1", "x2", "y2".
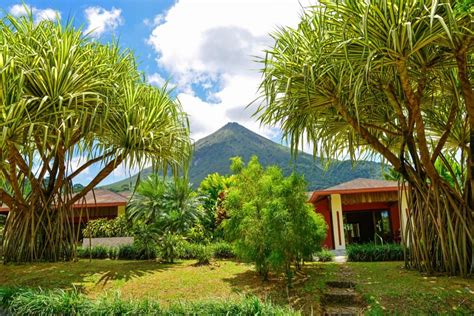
[{"x1": 1, "y1": 259, "x2": 472, "y2": 314}]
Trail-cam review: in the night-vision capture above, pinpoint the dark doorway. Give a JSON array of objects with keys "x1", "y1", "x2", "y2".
[{"x1": 343, "y1": 210, "x2": 391, "y2": 244}]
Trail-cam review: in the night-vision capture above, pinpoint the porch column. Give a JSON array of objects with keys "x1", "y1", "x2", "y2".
[
  {"x1": 330, "y1": 194, "x2": 346, "y2": 250},
  {"x1": 399, "y1": 189, "x2": 409, "y2": 246}
]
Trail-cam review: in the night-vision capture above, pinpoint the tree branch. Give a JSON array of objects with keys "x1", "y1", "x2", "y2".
[
  {"x1": 65, "y1": 151, "x2": 115, "y2": 183},
  {"x1": 397, "y1": 60, "x2": 438, "y2": 180},
  {"x1": 67, "y1": 154, "x2": 125, "y2": 207}
]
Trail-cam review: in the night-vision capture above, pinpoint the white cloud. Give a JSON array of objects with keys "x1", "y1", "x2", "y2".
[
  {"x1": 147, "y1": 0, "x2": 313, "y2": 141},
  {"x1": 9, "y1": 4, "x2": 60, "y2": 23},
  {"x1": 84, "y1": 7, "x2": 123, "y2": 38},
  {"x1": 147, "y1": 73, "x2": 166, "y2": 87}
]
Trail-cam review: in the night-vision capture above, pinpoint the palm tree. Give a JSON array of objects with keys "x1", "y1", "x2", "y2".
[
  {"x1": 0, "y1": 13, "x2": 191, "y2": 262},
  {"x1": 127, "y1": 175, "x2": 202, "y2": 235},
  {"x1": 128, "y1": 175, "x2": 168, "y2": 225},
  {"x1": 257, "y1": 0, "x2": 472, "y2": 275}
]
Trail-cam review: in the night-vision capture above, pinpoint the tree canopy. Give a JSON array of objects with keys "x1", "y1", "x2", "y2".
[
  {"x1": 257, "y1": 0, "x2": 473, "y2": 275},
  {"x1": 0, "y1": 14, "x2": 190, "y2": 262},
  {"x1": 223, "y1": 156, "x2": 327, "y2": 284}
]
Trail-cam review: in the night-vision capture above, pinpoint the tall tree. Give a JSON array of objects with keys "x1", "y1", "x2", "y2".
[
  {"x1": 0, "y1": 14, "x2": 190, "y2": 262},
  {"x1": 257, "y1": 0, "x2": 473, "y2": 275}
]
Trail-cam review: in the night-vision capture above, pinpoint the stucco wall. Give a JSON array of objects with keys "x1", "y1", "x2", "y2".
[{"x1": 82, "y1": 237, "x2": 133, "y2": 248}]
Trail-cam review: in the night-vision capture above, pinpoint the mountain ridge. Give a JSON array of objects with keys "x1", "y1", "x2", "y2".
[{"x1": 102, "y1": 122, "x2": 383, "y2": 191}]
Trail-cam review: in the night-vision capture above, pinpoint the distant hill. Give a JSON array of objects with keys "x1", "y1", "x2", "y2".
[{"x1": 102, "y1": 122, "x2": 384, "y2": 191}]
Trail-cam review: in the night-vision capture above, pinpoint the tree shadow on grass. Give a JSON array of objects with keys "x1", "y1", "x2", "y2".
[
  {"x1": 222, "y1": 263, "x2": 336, "y2": 315},
  {"x1": 0, "y1": 259, "x2": 179, "y2": 293},
  {"x1": 94, "y1": 261, "x2": 176, "y2": 288}
]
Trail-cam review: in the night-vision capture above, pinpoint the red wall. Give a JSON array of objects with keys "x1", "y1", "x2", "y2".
[
  {"x1": 312, "y1": 198, "x2": 401, "y2": 249},
  {"x1": 313, "y1": 199, "x2": 334, "y2": 249}
]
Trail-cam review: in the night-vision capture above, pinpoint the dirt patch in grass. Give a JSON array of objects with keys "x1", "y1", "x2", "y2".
[{"x1": 348, "y1": 261, "x2": 474, "y2": 314}]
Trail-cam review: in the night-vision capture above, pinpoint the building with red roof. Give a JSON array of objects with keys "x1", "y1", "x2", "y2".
[{"x1": 309, "y1": 178, "x2": 408, "y2": 250}]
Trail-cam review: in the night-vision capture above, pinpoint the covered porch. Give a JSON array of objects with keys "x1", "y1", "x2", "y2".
[{"x1": 309, "y1": 178, "x2": 408, "y2": 250}]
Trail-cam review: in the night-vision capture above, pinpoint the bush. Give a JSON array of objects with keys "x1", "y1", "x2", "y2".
[
  {"x1": 194, "y1": 244, "x2": 213, "y2": 265},
  {"x1": 315, "y1": 249, "x2": 334, "y2": 262},
  {"x1": 117, "y1": 244, "x2": 139, "y2": 260},
  {"x1": 347, "y1": 243, "x2": 404, "y2": 262},
  {"x1": 211, "y1": 241, "x2": 235, "y2": 259},
  {"x1": 0, "y1": 287, "x2": 298, "y2": 315},
  {"x1": 157, "y1": 232, "x2": 182, "y2": 263},
  {"x1": 82, "y1": 215, "x2": 131, "y2": 238},
  {"x1": 179, "y1": 241, "x2": 200, "y2": 259},
  {"x1": 76, "y1": 246, "x2": 109, "y2": 259}
]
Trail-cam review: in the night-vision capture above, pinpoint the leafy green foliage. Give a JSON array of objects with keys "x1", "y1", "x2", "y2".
[
  {"x1": 256, "y1": 0, "x2": 473, "y2": 276},
  {"x1": 211, "y1": 242, "x2": 235, "y2": 259},
  {"x1": 132, "y1": 223, "x2": 160, "y2": 260},
  {"x1": 157, "y1": 232, "x2": 183, "y2": 263},
  {"x1": 0, "y1": 13, "x2": 191, "y2": 262},
  {"x1": 347, "y1": 244, "x2": 404, "y2": 262},
  {"x1": 127, "y1": 175, "x2": 202, "y2": 235},
  {"x1": 82, "y1": 215, "x2": 131, "y2": 238},
  {"x1": 224, "y1": 156, "x2": 327, "y2": 283},
  {"x1": 194, "y1": 244, "x2": 213, "y2": 265},
  {"x1": 0, "y1": 287, "x2": 297, "y2": 315},
  {"x1": 315, "y1": 249, "x2": 334, "y2": 262},
  {"x1": 77, "y1": 246, "x2": 109, "y2": 259},
  {"x1": 198, "y1": 173, "x2": 236, "y2": 240}
]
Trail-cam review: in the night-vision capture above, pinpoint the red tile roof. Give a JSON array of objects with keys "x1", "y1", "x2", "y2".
[
  {"x1": 0, "y1": 189, "x2": 127, "y2": 212},
  {"x1": 73, "y1": 189, "x2": 128, "y2": 207},
  {"x1": 309, "y1": 178, "x2": 399, "y2": 203}
]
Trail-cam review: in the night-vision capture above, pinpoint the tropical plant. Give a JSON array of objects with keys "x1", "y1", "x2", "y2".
[
  {"x1": 0, "y1": 13, "x2": 190, "y2": 262},
  {"x1": 257, "y1": 0, "x2": 473, "y2": 276},
  {"x1": 160, "y1": 178, "x2": 202, "y2": 234},
  {"x1": 127, "y1": 175, "x2": 168, "y2": 225},
  {"x1": 198, "y1": 173, "x2": 236, "y2": 239},
  {"x1": 315, "y1": 249, "x2": 334, "y2": 262},
  {"x1": 0, "y1": 287, "x2": 298, "y2": 316},
  {"x1": 127, "y1": 175, "x2": 202, "y2": 235},
  {"x1": 82, "y1": 215, "x2": 132, "y2": 238},
  {"x1": 132, "y1": 223, "x2": 160, "y2": 260},
  {"x1": 224, "y1": 156, "x2": 327, "y2": 284},
  {"x1": 157, "y1": 231, "x2": 183, "y2": 263}
]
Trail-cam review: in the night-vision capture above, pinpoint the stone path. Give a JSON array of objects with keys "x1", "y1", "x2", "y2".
[{"x1": 322, "y1": 265, "x2": 366, "y2": 315}]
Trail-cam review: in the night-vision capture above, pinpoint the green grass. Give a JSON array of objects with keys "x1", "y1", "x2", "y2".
[
  {"x1": 0, "y1": 259, "x2": 336, "y2": 314},
  {"x1": 348, "y1": 262, "x2": 474, "y2": 314},
  {"x1": 1, "y1": 259, "x2": 472, "y2": 314}
]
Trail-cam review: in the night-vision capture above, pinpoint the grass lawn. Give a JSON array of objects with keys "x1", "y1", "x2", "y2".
[
  {"x1": 0, "y1": 259, "x2": 337, "y2": 314},
  {"x1": 348, "y1": 262, "x2": 474, "y2": 314},
  {"x1": 1, "y1": 259, "x2": 472, "y2": 314}
]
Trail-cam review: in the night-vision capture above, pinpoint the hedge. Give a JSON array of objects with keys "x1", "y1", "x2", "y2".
[{"x1": 346, "y1": 243, "x2": 404, "y2": 262}]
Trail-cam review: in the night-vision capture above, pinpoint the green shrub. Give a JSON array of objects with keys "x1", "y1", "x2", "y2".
[
  {"x1": 76, "y1": 246, "x2": 109, "y2": 259},
  {"x1": 179, "y1": 241, "x2": 200, "y2": 259},
  {"x1": 82, "y1": 215, "x2": 131, "y2": 238},
  {"x1": 0, "y1": 287, "x2": 298, "y2": 315},
  {"x1": 194, "y1": 244, "x2": 213, "y2": 265},
  {"x1": 133, "y1": 223, "x2": 159, "y2": 260},
  {"x1": 347, "y1": 243, "x2": 404, "y2": 262},
  {"x1": 315, "y1": 249, "x2": 334, "y2": 262},
  {"x1": 211, "y1": 241, "x2": 235, "y2": 259},
  {"x1": 117, "y1": 244, "x2": 139, "y2": 260},
  {"x1": 158, "y1": 232, "x2": 182, "y2": 263}
]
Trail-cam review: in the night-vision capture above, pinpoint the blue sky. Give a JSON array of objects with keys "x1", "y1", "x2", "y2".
[{"x1": 2, "y1": 0, "x2": 311, "y2": 185}]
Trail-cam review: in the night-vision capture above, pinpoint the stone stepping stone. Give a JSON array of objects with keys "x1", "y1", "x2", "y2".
[{"x1": 322, "y1": 280, "x2": 366, "y2": 316}]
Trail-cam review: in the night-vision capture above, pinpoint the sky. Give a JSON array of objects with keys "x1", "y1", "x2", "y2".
[{"x1": 1, "y1": 0, "x2": 313, "y2": 185}]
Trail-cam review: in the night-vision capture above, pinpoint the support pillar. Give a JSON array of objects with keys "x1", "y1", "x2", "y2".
[{"x1": 330, "y1": 194, "x2": 345, "y2": 250}]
